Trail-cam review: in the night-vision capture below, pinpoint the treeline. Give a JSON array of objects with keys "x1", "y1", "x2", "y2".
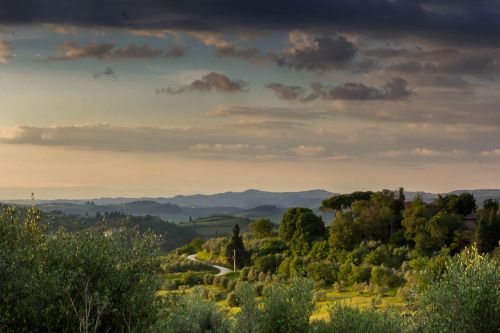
[{"x1": 0, "y1": 204, "x2": 198, "y2": 251}]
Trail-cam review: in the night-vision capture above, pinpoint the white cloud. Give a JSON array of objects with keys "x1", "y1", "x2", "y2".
[{"x1": 291, "y1": 145, "x2": 326, "y2": 157}]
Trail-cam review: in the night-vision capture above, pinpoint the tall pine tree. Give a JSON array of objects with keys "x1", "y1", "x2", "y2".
[{"x1": 225, "y1": 224, "x2": 248, "y2": 269}]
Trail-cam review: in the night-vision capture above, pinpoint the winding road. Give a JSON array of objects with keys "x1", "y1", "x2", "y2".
[{"x1": 187, "y1": 254, "x2": 232, "y2": 276}]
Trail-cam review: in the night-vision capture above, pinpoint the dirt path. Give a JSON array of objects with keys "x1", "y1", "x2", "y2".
[{"x1": 187, "y1": 254, "x2": 232, "y2": 276}]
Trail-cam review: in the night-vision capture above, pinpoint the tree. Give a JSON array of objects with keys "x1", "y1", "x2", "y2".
[
  {"x1": 321, "y1": 191, "x2": 373, "y2": 216},
  {"x1": 402, "y1": 196, "x2": 435, "y2": 254},
  {"x1": 279, "y1": 208, "x2": 326, "y2": 254},
  {"x1": 328, "y1": 212, "x2": 362, "y2": 250},
  {"x1": 413, "y1": 247, "x2": 500, "y2": 333},
  {"x1": 475, "y1": 199, "x2": 500, "y2": 253},
  {"x1": 0, "y1": 205, "x2": 161, "y2": 333},
  {"x1": 434, "y1": 192, "x2": 477, "y2": 216},
  {"x1": 225, "y1": 224, "x2": 248, "y2": 269},
  {"x1": 249, "y1": 218, "x2": 274, "y2": 239},
  {"x1": 351, "y1": 190, "x2": 399, "y2": 242}
]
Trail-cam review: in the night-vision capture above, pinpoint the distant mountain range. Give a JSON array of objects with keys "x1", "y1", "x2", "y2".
[{"x1": 3, "y1": 188, "x2": 500, "y2": 223}]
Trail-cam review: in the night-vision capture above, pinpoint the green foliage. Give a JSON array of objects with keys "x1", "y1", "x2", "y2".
[
  {"x1": 328, "y1": 212, "x2": 361, "y2": 250},
  {"x1": 402, "y1": 196, "x2": 466, "y2": 254},
  {"x1": 253, "y1": 254, "x2": 283, "y2": 273},
  {"x1": 321, "y1": 191, "x2": 373, "y2": 214},
  {"x1": 162, "y1": 253, "x2": 218, "y2": 273},
  {"x1": 0, "y1": 206, "x2": 161, "y2": 333},
  {"x1": 413, "y1": 246, "x2": 500, "y2": 333},
  {"x1": 475, "y1": 199, "x2": 500, "y2": 253},
  {"x1": 260, "y1": 278, "x2": 314, "y2": 333},
  {"x1": 248, "y1": 218, "x2": 274, "y2": 239},
  {"x1": 225, "y1": 224, "x2": 249, "y2": 268},
  {"x1": 310, "y1": 303, "x2": 406, "y2": 333},
  {"x1": 158, "y1": 287, "x2": 230, "y2": 333},
  {"x1": 233, "y1": 282, "x2": 262, "y2": 333},
  {"x1": 279, "y1": 208, "x2": 326, "y2": 254},
  {"x1": 434, "y1": 192, "x2": 477, "y2": 216},
  {"x1": 226, "y1": 292, "x2": 238, "y2": 307},
  {"x1": 370, "y1": 265, "x2": 405, "y2": 288},
  {"x1": 177, "y1": 237, "x2": 206, "y2": 255}
]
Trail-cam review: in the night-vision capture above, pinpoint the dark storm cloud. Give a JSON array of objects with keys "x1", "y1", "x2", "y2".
[
  {"x1": 156, "y1": 72, "x2": 248, "y2": 94},
  {"x1": 3, "y1": 1, "x2": 500, "y2": 46},
  {"x1": 271, "y1": 35, "x2": 357, "y2": 71},
  {"x1": 47, "y1": 41, "x2": 166, "y2": 60},
  {"x1": 266, "y1": 77, "x2": 412, "y2": 101}
]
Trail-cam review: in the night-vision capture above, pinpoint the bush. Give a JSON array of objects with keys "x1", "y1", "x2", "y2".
[
  {"x1": 260, "y1": 278, "x2": 314, "y2": 333},
  {"x1": 158, "y1": 287, "x2": 230, "y2": 333},
  {"x1": 213, "y1": 275, "x2": 221, "y2": 286},
  {"x1": 226, "y1": 278, "x2": 237, "y2": 292},
  {"x1": 310, "y1": 303, "x2": 406, "y2": 333},
  {"x1": 226, "y1": 291, "x2": 238, "y2": 307},
  {"x1": 313, "y1": 289, "x2": 327, "y2": 302},
  {"x1": 209, "y1": 290, "x2": 225, "y2": 302},
  {"x1": 233, "y1": 282, "x2": 262, "y2": 333},
  {"x1": 219, "y1": 276, "x2": 229, "y2": 289},
  {"x1": 0, "y1": 207, "x2": 161, "y2": 333},
  {"x1": 413, "y1": 246, "x2": 500, "y2": 333},
  {"x1": 240, "y1": 267, "x2": 250, "y2": 281},
  {"x1": 370, "y1": 265, "x2": 404, "y2": 288},
  {"x1": 255, "y1": 283, "x2": 265, "y2": 297},
  {"x1": 204, "y1": 273, "x2": 215, "y2": 285},
  {"x1": 253, "y1": 254, "x2": 283, "y2": 273}
]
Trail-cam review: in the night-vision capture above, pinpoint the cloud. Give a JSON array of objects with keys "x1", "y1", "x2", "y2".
[
  {"x1": 207, "y1": 105, "x2": 328, "y2": 120},
  {"x1": 93, "y1": 66, "x2": 115, "y2": 79},
  {"x1": 266, "y1": 77, "x2": 412, "y2": 101},
  {"x1": 156, "y1": 72, "x2": 248, "y2": 94},
  {"x1": 291, "y1": 145, "x2": 327, "y2": 157},
  {"x1": 0, "y1": 40, "x2": 13, "y2": 63},
  {"x1": 3, "y1": 1, "x2": 500, "y2": 46},
  {"x1": 165, "y1": 44, "x2": 187, "y2": 58},
  {"x1": 47, "y1": 41, "x2": 167, "y2": 60},
  {"x1": 43, "y1": 23, "x2": 78, "y2": 35},
  {"x1": 0, "y1": 123, "x2": 226, "y2": 153},
  {"x1": 272, "y1": 34, "x2": 357, "y2": 71},
  {"x1": 264, "y1": 83, "x2": 305, "y2": 100},
  {"x1": 481, "y1": 149, "x2": 500, "y2": 157},
  {"x1": 190, "y1": 143, "x2": 252, "y2": 154},
  {"x1": 214, "y1": 44, "x2": 263, "y2": 63}
]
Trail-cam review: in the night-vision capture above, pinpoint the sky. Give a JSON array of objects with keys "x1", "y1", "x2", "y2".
[{"x1": 1, "y1": 0, "x2": 500, "y2": 199}]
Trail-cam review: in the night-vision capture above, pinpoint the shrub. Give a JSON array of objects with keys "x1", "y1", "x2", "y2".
[
  {"x1": 203, "y1": 273, "x2": 215, "y2": 285},
  {"x1": 255, "y1": 284, "x2": 265, "y2": 297},
  {"x1": 313, "y1": 289, "x2": 327, "y2": 302},
  {"x1": 240, "y1": 267, "x2": 250, "y2": 281},
  {"x1": 219, "y1": 276, "x2": 229, "y2": 289},
  {"x1": 310, "y1": 303, "x2": 406, "y2": 333},
  {"x1": 254, "y1": 254, "x2": 283, "y2": 274},
  {"x1": 370, "y1": 265, "x2": 404, "y2": 288},
  {"x1": 226, "y1": 292, "x2": 238, "y2": 307},
  {"x1": 213, "y1": 275, "x2": 221, "y2": 286},
  {"x1": 158, "y1": 287, "x2": 230, "y2": 333},
  {"x1": 233, "y1": 282, "x2": 262, "y2": 333},
  {"x1": 260, "y1": 278, "x2": 314, "y2": 333},
  {"x1": 209, "y1": 290, "x2": 225, "y2": 302},
  {"x1": 413, "y1": 246, "x2": 500, "y2": 333},
  {"x1": 226, "y1": 278, "x2": 237, "y2": 291}
]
